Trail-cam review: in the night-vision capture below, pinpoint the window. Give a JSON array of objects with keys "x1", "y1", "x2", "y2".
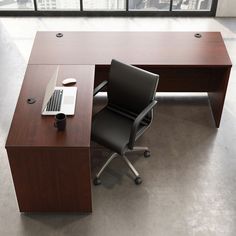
[
  {"x1": 0, "y1": 0, "x2": 34, "y2": 10},
  {"x1": 83, "y1": 0, "x2": 125, "y2": 10},
  {"x1": 37, "y1": 0, "x2": 80, "y2": 10},
  {"x1": 0, "y1": 0, "x2": 218, "y2": 16},
  {"x1": 129, "y1": 0, "x2": 171, "y2": 11},
  {"x1": 172, "y1": 0, "x2": 212, "y2": 11}
]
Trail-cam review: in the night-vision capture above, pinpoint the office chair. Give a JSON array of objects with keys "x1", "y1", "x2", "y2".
[{"x1": 92, "y1": 59, "x2": 159, "y2": 185}]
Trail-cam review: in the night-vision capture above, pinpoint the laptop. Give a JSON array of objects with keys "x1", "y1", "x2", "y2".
[{"x1": 41, "y1": 66, "x2": 77, "y2": 115}]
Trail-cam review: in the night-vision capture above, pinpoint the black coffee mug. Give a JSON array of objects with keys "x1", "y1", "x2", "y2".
[{"x1": 54, "y1": 113, "x2": 66, "y2": 131}]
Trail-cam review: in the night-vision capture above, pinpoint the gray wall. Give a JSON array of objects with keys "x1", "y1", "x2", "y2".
[{"x1": 216, "y1": 0, "x2": 236, "y2": 17}]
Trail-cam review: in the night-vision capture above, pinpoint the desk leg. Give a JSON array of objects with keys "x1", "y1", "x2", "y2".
[{"x1": 208, "y1": 67, "x2": 231, "y2": 128}]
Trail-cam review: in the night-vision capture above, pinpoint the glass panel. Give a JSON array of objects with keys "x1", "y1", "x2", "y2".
[
  {"x1": 83, "y1": 0, "x2": 125, "y2": 10},
  {"x1": 37, "y1": 0, "x2": 80, "y2": 10},
  {"x1": 172, "y1": 0, "x2": 212, "y2": 11},
  {"x1": 0, "y1": 0, "x2": 34, "y2": 10},
  {"x1": 129, "y1": 0, "x2": 171, "y2": 11}
]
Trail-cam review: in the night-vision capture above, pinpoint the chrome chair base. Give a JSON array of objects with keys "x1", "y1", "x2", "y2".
[{"x1": 93, "y1": 147, "x2": 150, "y2": 185}]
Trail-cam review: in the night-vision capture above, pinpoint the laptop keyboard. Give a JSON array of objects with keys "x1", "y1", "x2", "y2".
[{"x1": 46, "y1": 89, "x2": 63, "y2": 112}]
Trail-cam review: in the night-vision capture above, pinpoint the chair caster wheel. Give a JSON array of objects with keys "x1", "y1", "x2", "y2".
[
  {"x1": 135, "y1": 177, "x2": 142, "y2": 185},
  {"x1": 93, "y1": 177, "x2": 101, "y2": 186},
  {"x1": 144, "y1": 150, "x2": 150, "y2": 158}
]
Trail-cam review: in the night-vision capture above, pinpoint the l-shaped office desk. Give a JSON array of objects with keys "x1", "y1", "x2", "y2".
[{"x1": 6, "y1": 32, "x2": 232, "y2": 212}]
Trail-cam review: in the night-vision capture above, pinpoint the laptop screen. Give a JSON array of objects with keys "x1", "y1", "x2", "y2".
[{"x1": 41, "y1": 66, "x2": 59, "y2": 113}]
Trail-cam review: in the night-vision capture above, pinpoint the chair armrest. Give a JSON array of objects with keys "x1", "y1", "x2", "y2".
[
  {"x1": 128, "y1": 100, "x2": 157, "y2": 149},
  {"x1": 93, "y1": 80, "x2": 108, "y2": 96}
]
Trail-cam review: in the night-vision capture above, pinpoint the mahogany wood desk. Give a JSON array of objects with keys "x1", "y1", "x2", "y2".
[{"x1": 6, "y1": 31, "x2": 232, "y2": 212}]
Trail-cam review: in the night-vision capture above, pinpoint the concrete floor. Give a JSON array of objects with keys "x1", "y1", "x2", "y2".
[{"x1": 0, "y1": 17, "x2": 236, "y2": 236}]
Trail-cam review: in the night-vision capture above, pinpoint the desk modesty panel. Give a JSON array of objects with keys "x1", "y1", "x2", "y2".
[{"x1": 6, "y1": 65, "x2": 95, "y2": 212}]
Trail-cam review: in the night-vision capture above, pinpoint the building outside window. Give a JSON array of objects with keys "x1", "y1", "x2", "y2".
[
  {"x1": 0, "y1": 0, "x2": 34, "y2": 10},
  {"x1": 172, "y1": 0, "x2": 212, "y2": 11},
  {"x1": 37, "y1": 0, "x2": 80, "y2": 10},
  {"x1": 83, "y1": 0, "x2": 125, "y2": 10},
  {"x1": 129, "y1": 0, "x2": 171, "y2": 11}
]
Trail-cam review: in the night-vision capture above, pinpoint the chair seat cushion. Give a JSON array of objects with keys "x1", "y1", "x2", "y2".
[{"x1": 92, "y1": 108, "x2": 134, "y2": 155}]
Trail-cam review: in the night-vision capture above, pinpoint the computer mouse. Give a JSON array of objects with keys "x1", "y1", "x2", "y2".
[{"x1": 62, "y1": 78, "x2": 77, "y2": 86}]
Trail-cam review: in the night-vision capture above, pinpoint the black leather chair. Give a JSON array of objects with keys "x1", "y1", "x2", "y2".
[{"x1": 92, "y1": 59, "x2": 159, "y2": 185}]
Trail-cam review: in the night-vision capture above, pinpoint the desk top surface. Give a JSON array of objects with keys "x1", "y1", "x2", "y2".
[
  {"x1": 29, "y1": 31, "x2": 232, "y2": 67},
  {"x1": 6, "y1": 65, "x2": 95, "y2": 148}
]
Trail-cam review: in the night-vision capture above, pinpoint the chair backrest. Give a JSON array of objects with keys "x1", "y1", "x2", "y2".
[{"x1": 108, "y1": 59, "x2": 159, "y2": 118}]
